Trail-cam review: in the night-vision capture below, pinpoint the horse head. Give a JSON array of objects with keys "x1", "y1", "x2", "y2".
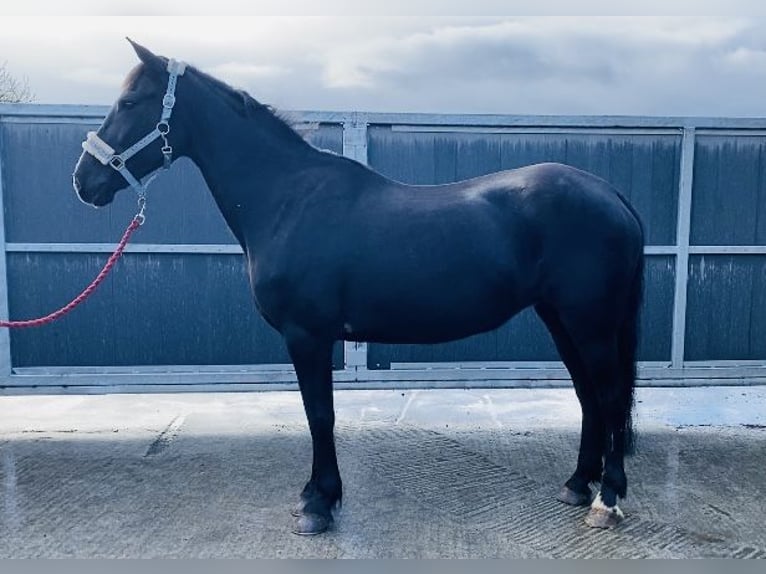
[{"x1": 72, "y1": 39, "x2": 189, "y2": 207}]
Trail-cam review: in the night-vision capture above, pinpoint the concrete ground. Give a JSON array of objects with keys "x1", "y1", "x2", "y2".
[{"x1": 0, "y1": 385, "x2": 764, "y2": 558}]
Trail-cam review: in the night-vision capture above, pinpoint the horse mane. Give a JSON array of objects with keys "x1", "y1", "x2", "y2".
[{"x1": 188, "y1": 65, "x2": 314, "y2": 141}]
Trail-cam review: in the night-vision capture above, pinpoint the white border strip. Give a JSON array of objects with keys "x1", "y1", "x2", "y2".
[{"x1": 0, "y1": 122, "x2": 11, "y2": 377}]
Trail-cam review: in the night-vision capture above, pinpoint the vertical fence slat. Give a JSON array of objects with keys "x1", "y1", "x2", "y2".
[
  {"x1": 342, "y1": 114, "x2": 369, "y2": 373},
  {"x1": 671, "y1": 127, "x2": 696, "y2": 368}
]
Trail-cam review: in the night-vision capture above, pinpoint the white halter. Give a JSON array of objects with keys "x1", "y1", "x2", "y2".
[{"x1": 82, "y1": 58, "x2": 187, "y2": 202}]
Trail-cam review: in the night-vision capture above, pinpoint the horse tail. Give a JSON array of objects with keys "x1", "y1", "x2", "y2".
[{"x1": 618, "y1": 213, "x2": 644, "y2": 456}]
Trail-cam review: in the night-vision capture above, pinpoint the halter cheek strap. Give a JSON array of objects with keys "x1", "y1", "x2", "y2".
[{"x1": 82, "y1": 58, "x2": 187, "y2": 201}]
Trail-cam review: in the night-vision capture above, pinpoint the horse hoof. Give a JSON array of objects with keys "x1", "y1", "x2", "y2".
[
  {"x1": 292, "y1": 513, "x2": 331, "y2": 536},
  {"x1": 556, "y1": 486, "x2": 591, "y2": 506},
  {"x1": 584, "y1": 507, "x2": 624, "y2": 529}
]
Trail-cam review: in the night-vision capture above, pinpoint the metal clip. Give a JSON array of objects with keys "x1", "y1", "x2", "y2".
[
  {"x1": 134, "y1": 195, "x2": 147, "y2": 226},
  {"x1": 162, "y1": 94, "x2": 176, "y2": 109},
  {"x1": 157, "y1": 121, "x2": 170, "y2": 135}
]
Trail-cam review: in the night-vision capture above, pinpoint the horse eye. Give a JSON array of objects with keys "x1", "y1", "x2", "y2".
[{"x1": 120, "y1": 99, "x2": 136, "y2": 110}]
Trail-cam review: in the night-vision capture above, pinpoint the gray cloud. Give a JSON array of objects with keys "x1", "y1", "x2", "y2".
[
  {"x1": 298, "y1": 18, "x2": 763, "y2": 116},
  {"x1": 3, "y1": 16, "x2": 766, "y2": 117}
]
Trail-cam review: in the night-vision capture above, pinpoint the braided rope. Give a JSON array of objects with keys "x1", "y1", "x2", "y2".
[{"x1": 0, "y1": 217, "x2": 142, "y2": 328}]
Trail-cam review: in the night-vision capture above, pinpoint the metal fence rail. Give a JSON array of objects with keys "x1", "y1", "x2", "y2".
[{"x1": 1, "y1": 104, "x2": 765, "y2": 393}]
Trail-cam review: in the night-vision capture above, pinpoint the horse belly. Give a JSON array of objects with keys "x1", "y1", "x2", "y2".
[{"x1": 344, "y1": 263, "x2": 530, "y2": 344}]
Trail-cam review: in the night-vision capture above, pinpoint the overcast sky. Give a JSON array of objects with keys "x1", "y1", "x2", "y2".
[{"x1": 2, "y1": 2, "x2": 766, "y2": 117}]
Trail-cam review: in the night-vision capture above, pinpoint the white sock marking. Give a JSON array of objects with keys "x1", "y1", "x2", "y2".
[{"x1": 591, "y1": 491, "x2": 625, "y2": 519}]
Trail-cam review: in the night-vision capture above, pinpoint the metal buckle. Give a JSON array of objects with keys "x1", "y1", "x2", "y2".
[
  {"x1": 109, "y1": 156, "x2": 125, "y2": 170},
  {"x1": 162, "y1": 146, "x2": 173, "y2": 169},
  {"x1": 162, "y1": 94, "x2": 176, "y2": 109},
  {"x1": 157, "y1": 121, "x2": 170, "y2": 135}
]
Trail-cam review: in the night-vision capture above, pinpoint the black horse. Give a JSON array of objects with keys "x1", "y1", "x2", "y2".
[{"x1": 72, "y1": 41, "x2": 644, "y2": 535}]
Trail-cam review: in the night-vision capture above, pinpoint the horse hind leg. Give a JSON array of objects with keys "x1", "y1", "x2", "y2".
[
  {"x1": 570, "y1": 332, "x2": 631, "y2": 529},
  {"x1": 536, "y1": 304, "x2": 605, "y2": 508}
]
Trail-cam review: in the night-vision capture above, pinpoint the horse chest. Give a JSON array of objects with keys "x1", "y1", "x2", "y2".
[{"x1": 249, "y1": 263, "x2": 290, "y2": 311}]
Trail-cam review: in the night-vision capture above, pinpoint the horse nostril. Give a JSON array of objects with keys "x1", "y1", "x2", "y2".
[{"x1": 72, "y1": 174, "x2": 81, "y2": 193}]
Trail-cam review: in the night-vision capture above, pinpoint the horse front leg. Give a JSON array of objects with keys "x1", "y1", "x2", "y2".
[{"x1": 285, "y1": 328, "x2": 342, "y2": 535}]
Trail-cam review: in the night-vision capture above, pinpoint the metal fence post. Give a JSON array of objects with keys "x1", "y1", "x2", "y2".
[
  {"x1": 671, "y1": 127, "x2": 696, "y2": 368},
  {"x1": 342, "y1": 114, "x2": 369, "y2": 374},
  {"x1": 0, "y1": 119, "x2": 13, "y2": 380}
]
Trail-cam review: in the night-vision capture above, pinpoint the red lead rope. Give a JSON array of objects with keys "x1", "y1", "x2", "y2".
[{"x1": 0, "y1": 216, "x2": 143, "y2": 329}]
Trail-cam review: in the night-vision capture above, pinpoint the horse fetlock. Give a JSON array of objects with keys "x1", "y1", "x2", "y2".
[
  {"x1": 601, "y1": 471, "x2": 627, "y2": 500},
  {"x1": 298, "y1": 483, "x2": 341, "y2": 514},
  {"x1": 557, "y1": 484, "x2": 592, "y2": 507},
  {"x1": 304, "y1": 470, "x2": 342, "y2": 494},
  {"x1": 321, "y1": 471, "x2": 342, "y2": 490},
  {"x1": 293, "y1": 474, "x2": 341, "y2": 511}
]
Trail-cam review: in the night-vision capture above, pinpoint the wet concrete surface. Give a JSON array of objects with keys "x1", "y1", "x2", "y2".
[{"x1": 0, "y1": 386, "x2": 764, "y2": 558}]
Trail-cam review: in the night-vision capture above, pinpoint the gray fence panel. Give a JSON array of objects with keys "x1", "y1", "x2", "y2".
[
  {"x1": 685, "y1": 255, "x2": 766, "y2": 361},
  {"x1": 640, "y1": 255, "x2": 676, "y2": 361},
  {"x1": 306, "y1": 124, "x2": 344, "y2": 155},
  {"x1": 3, "y1": 122, "x2": 114, "y2": 243},
  {"x1": 690, "y1": 135, "x2": 766, "y2": 246},
  {"x1": 7, "y1": 253, "x2": 284, "y2": 366}
]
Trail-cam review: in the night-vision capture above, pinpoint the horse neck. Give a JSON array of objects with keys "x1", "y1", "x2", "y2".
[{"x1": 180, "y1": 89, "x2": 313, "y2": 245}]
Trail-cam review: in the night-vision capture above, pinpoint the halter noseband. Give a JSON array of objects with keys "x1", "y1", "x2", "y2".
[{"x1": 82, "y1": 58, "x2": 187, "y2": 205}]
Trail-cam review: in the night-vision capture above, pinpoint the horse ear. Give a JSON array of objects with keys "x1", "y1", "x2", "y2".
[{"x1": 126, "y1": 37, "x2": 163, "y2": 72}]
